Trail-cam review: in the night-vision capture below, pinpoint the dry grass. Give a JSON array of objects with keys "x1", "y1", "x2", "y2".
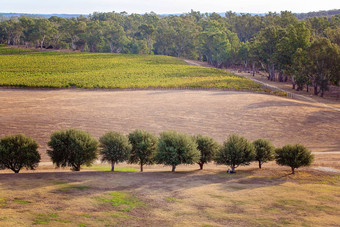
[{"x1": 0, "y1": 162, "x2": 339, "y2": 226}]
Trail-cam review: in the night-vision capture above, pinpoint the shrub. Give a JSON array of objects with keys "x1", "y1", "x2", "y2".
[
  {"x1": 128, "y1": 129, "x2": 158, "y2": 172},
  {"x1": 155, "y1": 131, "x2": 200, "y2": 172},
  {"x1": 215, "y1": 134, "x2": 255, "y2": 173},
  {"x1": 253, "y1": 138, "x2": 275, "y2": 169},
  {"x1": 47, "y1": 129, "x2": 98, "y2": 171},
  {"x1": 0, "y1": 134, "x2": 40, "y2": 173},
  {"x1": 99, "y1": 131, "x2": 131, "y2": 171},
  {"x1": 194, "y1": 134, "x2": 220, "y2": 170},
  {"x1": 275, "y1": 144, "x2": 314, "y2": 174}
]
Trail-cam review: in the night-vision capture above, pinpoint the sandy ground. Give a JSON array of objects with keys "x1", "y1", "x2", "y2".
[{"x1": 0, "y1": 89, "x2": 339, "y2": 161}]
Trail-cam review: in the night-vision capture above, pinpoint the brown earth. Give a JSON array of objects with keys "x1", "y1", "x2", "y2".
[{"x1": 0, "y1": 89, "x2": 339, "y2": 162}]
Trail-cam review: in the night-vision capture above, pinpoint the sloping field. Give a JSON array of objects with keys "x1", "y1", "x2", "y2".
[
  {"x1": 0, "y1": 49, "x2": 260, "y2": 90},
  {"x1": 0, "y1": 89, "x2": 339, "y2": 161}
]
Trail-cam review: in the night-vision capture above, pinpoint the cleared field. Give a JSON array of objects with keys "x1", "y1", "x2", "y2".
[
  {"x1": 0, "y1": 47, "x2": 260, "y2": 90},
  {"x1": 1, "y1": 89, "x2": 340, "y2": 226},
  {"x1": 0, "y1": 89, "x2": 339, "y2": 162}
]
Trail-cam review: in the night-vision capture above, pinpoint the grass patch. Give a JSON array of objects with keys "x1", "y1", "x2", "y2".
[
  {"x1": 0, "y1": 197, "x2": 8, "y2": 207},
  {"x1": 13, "y1": 199, "x2": 32, "y2": 204},
  {"x1": 57, "y1": 183, "x2": 90, "y2": 192},
  {"x1": 208, "y1": 194, "x2": 224, "y2": 199},
  {"x1": 84, "y1": 165, "x2": 138, "y2": 172},
  {"x1": 0, "y1": 46, "x2": 261, "y2": 91},
  {"x1": 165, "y1": 197, "x2": 178, "y2": 202},
  {"x1": 80, "y1": 213, "x2": 91, "y2": 218},
  {"x1": 95, "y1": 191, "x2": 144, "y2": 212},
  {"x1": 33, "y1": 213, "x2": 57, "y2": 225}
]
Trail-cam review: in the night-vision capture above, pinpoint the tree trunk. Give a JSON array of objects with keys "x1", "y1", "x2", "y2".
[
  {"x1": 278, "y1": 71, "x2": 283, "y2": 82},
  {"x1": 314, "y1": 83, "x2": 319, "y2": 95},
  {"x1": 306, "y1": 84, "x2": 309, "y2": 92},
  {"x1": 252, "y1": 62, "x2": 255, "y2": 77},
  {"x1": 140, "y1": 163, "x2": 143, "y2": 172},
  {"x1": 111, "y1": 161, "x2": 115, "y2": 172},
  {"x1": 199, "y1": 163, "x2": 203, "y2": 170},
  {"x1": 172, "y1": 165, "x2": 176, "y2": 172},
  {"x1": 73, "y1": 164, "x2": 80, "y2": 171},
  {"x1": 231, "y1": 165, "x2": 235, "y2": 172},
  {"x1": 259, "y1": 161, "x2": 262, "y2": 169},
  {"x1": 291, "y1": 167, "x2": 295, "y2": 174},
  {"x1": 270, "y1": 64, "x2": 275, "y2": 81}
]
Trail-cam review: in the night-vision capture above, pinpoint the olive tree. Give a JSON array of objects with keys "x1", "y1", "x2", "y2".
[
  {"x1": 47, "y1": 129, "x2": 98, "y2": 171},
  {"x1": 215, "y1": 134, "x2": 255, "y2": 173},
  {"x1": 99, "y1": 131, "x2": 131, "y2": 171},
  {"x1": 155, "y1": 131, "x2": 200, "y2": 172},
  {"x1": 253, "y1": 138, "x2": 275, "y2": 169},
  {"x1": 0, "y1": 134, "x2": 40, "y2": 173},
  {"x1": 128, "y1": 129, "x2": 157, "y2": 172},
  {"x1": 194, "y1": 134, "x2": 220, "y2": 170},
  {"x1": 275, "y1": 144, "x2": 314, "y2": 174}
]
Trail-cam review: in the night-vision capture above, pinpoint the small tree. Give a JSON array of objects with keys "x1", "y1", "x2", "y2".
[
  {"x1": 99, "y1": 131, "x2": 131, "y2": 171},
  {"x1": 275, "y1": 144, "x2": 314, "y2": 174},
  {"x1": 128, "y1": 129, "x2": 157, "y2": 172},
  {"x1": 195, "y1": 134, "x2": 220, "y2": 170},
  {"x1": 0, "y1": 134, "x2": 40, "y2": 173},
  {"x1": 47, "y1": 129, "x2": 98, "y2": 171},
  {"x1": 155, "y1": 131, "x2": 200, "y2": 172},
  {"x1": 253, "y1": 139, "x2": 275, "y2": 169},
  {"x1": 215, "y1": 134, "x2": 255, "y2": 173}
]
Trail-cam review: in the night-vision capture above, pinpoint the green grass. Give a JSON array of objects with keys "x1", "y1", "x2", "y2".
[
  {"x1": 0, "y1": 46, "x2": 262, "y2": 90},
  {"x1": 95, "y1": 191, "x2": 145, "y2": 212},
  {"x1": 165, "y1": 197, "x2": 178, "y2": 202},
  {"x1": 13, "y1": 199, "x2": 32, "y2": 204},
  {"x1": 84, "y1": 165, "x2": 138, "y2": 172}
]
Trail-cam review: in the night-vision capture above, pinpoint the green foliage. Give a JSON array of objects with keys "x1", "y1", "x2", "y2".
[
  {"x1": 253, "y1": 139, "x2": 275, "y2": 168},
  {"x1": 155, "y1": 131, "x2": 200, "y2": 172},
  {"x1": 275, "y1": 144, "x2": 314, "y2": 174},
  {"x1": 215, "y1": 134, "x2": 255, "y2": 172},
  {"x1": 0, "y1": 134, "x2": 40, "y2": 173},
  {"x1": 194, "y1": 134, "x2": 220, "y2": 170},
  {"x1": 99, "y1": 131, "x2": 131, "y2": 171},
  {"x1": 47, "y1": 129, "x2": 98, "y2": 171},
  {"x1": 128, "y1": 129, "x2": 158, "y2": 172}
]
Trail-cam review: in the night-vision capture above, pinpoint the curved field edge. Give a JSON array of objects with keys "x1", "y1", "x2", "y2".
[{"x1": 0, "y1": 49, "x2": 262, "y2": 90}]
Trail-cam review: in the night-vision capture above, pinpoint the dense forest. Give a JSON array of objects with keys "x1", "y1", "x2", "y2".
[{"x1": 0, "y1": 10, "x2": 339, "y2": 96}]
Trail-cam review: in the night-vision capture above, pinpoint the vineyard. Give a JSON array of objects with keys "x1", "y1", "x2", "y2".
[{"x1": 0, "y1": 46, "x2": 261, "y2": 90}]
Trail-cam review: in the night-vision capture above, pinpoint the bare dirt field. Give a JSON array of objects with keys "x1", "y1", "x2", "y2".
[{"x1": 0, "y1": 89, "x2": 339, "y2": 161}]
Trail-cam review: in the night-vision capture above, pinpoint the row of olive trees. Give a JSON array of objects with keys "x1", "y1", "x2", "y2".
[{"x1": 0, "y1": 129, "x2": 314, "y2": 174}]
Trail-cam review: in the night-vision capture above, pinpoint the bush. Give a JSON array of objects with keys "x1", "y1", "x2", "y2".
[
  {"x1": 194, "y1": 134, "x2": 220, "y2": 170},
  {"x1": 128, "y1": 129, "x2": 158, "y2": 172},
  {"x1": 0, "y1": 134, "x2": 40, "y2": 173},
  {"x1": 215, "y1": 134, "x2": 255, "y2": 173},
  {"x1": 155, "y1": 131, "x2": 200, "y2": 172},
  {"x1": 275, "y1": 144, "x2": 314, "y2": 174},
  {"x1": 99, "y1": 131, "x2": 131, "y2": 171},
  {"x1": 253, "y1": 139, "x2": 275, "y2": 169},
  {"x1": 47, "y1": 129, "x2": 98, "y2": 171}
]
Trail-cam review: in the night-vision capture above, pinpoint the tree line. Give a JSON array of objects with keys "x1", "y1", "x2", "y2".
[
  {"x1": 0, "y1": 129, "x2": 314, "y2": 174},
  {"x1": 0, "y1": 11, "x2": 339, "y2": 96}
]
